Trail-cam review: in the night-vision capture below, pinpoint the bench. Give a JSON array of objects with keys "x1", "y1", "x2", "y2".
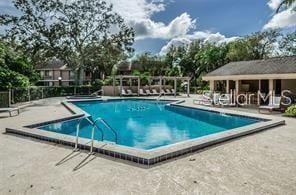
[{"x1": 0, "y1": 107, "x2": 20, "y2": 117}]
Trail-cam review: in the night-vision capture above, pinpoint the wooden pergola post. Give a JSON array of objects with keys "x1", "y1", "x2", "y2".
[
  {"x1": 174, "y1": 77, "x2": 177, "y2": 97},
  {"x1": 187, "y1": 78, "x2": 190, "y2": 97},
  {"x1": 137, "y1": 77, "x2": 140, "y2": 96},
  {"x1": 119, "y1": 75, "x2": 123, "y2": 97},
  {"x1": 159, "y1": 76, "x2": 162, "y2": 93},
  {"x1": 112, "y1": 76, "x2": 115, "y2": 96}
]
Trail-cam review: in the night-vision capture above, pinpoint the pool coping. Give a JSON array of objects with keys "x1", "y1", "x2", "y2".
[{"x1": 5, "y1": 97, "x2": 285, "y2": 166}]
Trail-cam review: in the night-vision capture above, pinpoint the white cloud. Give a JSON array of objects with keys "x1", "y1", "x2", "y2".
[
  {"x1": 132, "y1": 13, "x2": 196, "y2": 40},
  {"x1": 159, "y1": 37, "x2": 191, "y2": 55},
  {"x1": 264, "y1": 1, "x2": 296, "y2": 29},
  {"x1": 106, "y1": 0, "x2": 195, "y2": 40},
  {"x1": 106, "y1": 0, "x2": 238, "y2": 54},
  {"x1": 264, "y1": 7, "x2": 296, "y2": 29},
  {"x1": 188, "y1": 31, "x2": 238, "y2": 43},
  {"x1": 0, "y1": 0, "x2": 12, "y2": 6},
  {"x1": 107, "y1": 0, "x2": 165, "y2": 20},
  {"x1": 267, "y1": 0, "x2": 282, "y2": 10},
  {"x1": 160, "y1": 31, "x2": 239, "y2": 55}
]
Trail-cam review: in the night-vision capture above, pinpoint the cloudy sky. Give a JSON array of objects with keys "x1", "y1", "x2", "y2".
[{"x1": 0, "y1": 0, "x2": 295, "y2": 54}]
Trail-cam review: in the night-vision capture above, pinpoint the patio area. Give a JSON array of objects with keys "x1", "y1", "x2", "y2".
[{"x1": 0, "y1": 96, "x2": 296, "y2": 194}]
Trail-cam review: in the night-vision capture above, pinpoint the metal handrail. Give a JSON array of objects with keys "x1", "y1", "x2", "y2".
[
  {"x1": 93, "y1": 117, "x2": 118, "y2": 144},
  {"x1": 74, "y1": 116, "x2": 104, "y2": 152},
  {"x1": 91, "y1": 89, "x2": 103, "y2": 96}
]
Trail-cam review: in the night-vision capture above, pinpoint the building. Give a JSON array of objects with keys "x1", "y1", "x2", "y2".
[
  {"x1": 36, "y1": 59, "x2": 92, "y2": 86},
  {"x1": 117, "y1": 61, "x2": 144, "y2": 75},
  {"x1": 203, "y1": 56, "x2": 296, "y2": 96}
]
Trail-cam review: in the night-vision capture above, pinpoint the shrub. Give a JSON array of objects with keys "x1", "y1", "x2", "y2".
[{"x1": 284, "y1": 104, "x2": 296, "y2": 117}]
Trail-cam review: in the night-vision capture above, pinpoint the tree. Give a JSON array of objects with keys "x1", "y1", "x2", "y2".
[
  {"x1": 280, "y1": 31, "x2": 296, "y2": 56},
  {"x1": 195, "y1": 43, "x2": 229, "y2": 79},
  {"x1": 178, "y1": 41, "x2": 203, "y2": 79},
  {"x1": 226, "y1": 39, "x2": 252, "y2": 61},
  {"x1": 0, "y1": 0, "x2": 134, "y2": 84},
  {"x1": 0, "y1": 42, "x2": 39, "y2": 89},
  {"x1": 83, "y1": 40, "x2": 127, "y2": 82},
  {"x1": 227, "y1": 30, "x2": 280, "y2": 61},
  {"x1": 132, "y1": 53, "x2": 167, "y2": 76}
]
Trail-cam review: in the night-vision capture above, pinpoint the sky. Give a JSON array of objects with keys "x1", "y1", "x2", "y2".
[{"x1": 0, "y1": 0, "x2": 295, "y2": 55}]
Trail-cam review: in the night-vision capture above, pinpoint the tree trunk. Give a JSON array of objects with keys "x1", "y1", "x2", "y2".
[{"x1": 76, "y1": 68, "x2": 84, "y2": 86}]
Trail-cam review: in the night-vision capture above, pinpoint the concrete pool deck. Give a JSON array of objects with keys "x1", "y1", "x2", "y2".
[{"x1": 1, "y1": 96, "x2": 296, "y2": 194}]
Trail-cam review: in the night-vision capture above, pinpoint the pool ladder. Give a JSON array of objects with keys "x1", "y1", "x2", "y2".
[
  {"x1": 157, "y1": 92, "x2": 165, "y2": 101},
  {"x1": 75, "y1": 116, "x2": 118, "y2": 154}
]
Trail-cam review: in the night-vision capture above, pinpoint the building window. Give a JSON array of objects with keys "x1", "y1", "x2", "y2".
[
  {"x1": 85, "y1": 71, "x2": 91, "y2": 77},
  {"x1": 45, "y1": 70, "x2": 50, "y2": 76},
  {"x1": 40, "y1": 71, "x2": 44, "y2": 78},
  {"x1": 70, "y1": 71, "x2": 75, "y2": 79}
]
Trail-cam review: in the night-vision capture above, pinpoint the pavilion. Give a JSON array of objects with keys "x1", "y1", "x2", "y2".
[{"x1": 202, "y1": 56, "x2": 296, "y2": 104}]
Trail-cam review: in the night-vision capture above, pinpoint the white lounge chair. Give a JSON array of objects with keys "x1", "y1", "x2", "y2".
[
  {"x1": 212, "y1": 93, "x2": 221, "y2": 105},
  {"x1": 193, "y1": 94, "x2": 212, "y2": 105},
  {"x1": 165, "y1": 89, "x2": 173, "y2": 95},
  {"x1": 139, "y1": 89, "x2": 147, "y2": 96},
  {"x1": 0, "y1": 107, "x2": 20, "y2": 117},
  {"x1": 259, "y1": 96, "x2": 281, "y2": 113},
  {"x1": 121, "y1": 89, "x2": 129, "y2": 96},
  {"x1": 171, "y1": 89, "x2": 177, "y2": 95},
  {"x1": 218, "y1": 94, "x2": 235, "y2": 107},
  {"x1": 151, "y1": 89, "x2": 159, "y2": 95},
  {"x1": 145, "y1": 89, "x2": 152, "y2": 96},
  {"x1": 160, "y1": 89, "x2": 168, "y2": 95},
  {"x1": 126, "y1": 89, "x2": 137, "y2": 96}
]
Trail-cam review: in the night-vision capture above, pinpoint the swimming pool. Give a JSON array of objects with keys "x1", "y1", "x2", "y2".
[{"x1": 39, "y1": 99, "x2": 260, "y2": 150}]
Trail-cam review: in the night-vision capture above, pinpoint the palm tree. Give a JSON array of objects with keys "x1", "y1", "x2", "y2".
[{"x1": 276, "y1": 0, "x2": 296, "y2": 12}]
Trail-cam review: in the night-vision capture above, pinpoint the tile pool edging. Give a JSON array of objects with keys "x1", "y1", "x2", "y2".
[
  {"x1": 168, "y1": 103, "x2": 270, "y2": 121},
  {"x1": 5, "y1": 98, "x2": 286, "y2": 167}
]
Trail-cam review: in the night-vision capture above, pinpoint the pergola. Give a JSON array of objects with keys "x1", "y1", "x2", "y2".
[{"x1": 112, "y1": 75, "x2": 191, "y2": 97}]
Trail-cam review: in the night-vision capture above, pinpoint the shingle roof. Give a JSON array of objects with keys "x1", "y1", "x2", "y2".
[
  {"x1": 117, "y1": 61, "x2": 131, "y2": 71},
  {"x1": 206, "y1": 56, "x2": 296, "y2": 77},
  {"x1": 117, "y1": 62, "x2": 144, "y2": 72},
  {"x1": 36, "y1": 58, "x2": 68, "y2": 70},
  {"x1": 131, "y1": 63, "x2": 144, "y2": 71}
]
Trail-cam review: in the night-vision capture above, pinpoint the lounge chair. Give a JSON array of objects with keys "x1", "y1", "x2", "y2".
[
  {"x1": 126, "y1": 89, "x2": 137, "y2": 96},
  {"x1": 165, "y1": 89, "x2": 173, "y2": 95},
  {"x1": 145, "y1": 89, "x2": 153, "y2": 96},
  {"x1": 259, "y1": 96, "x2": 281, "y2": 113},
  {"x1": 212, "y1": 93, "x2": 221, "y2": 105},
  {"x1": 171, "y1": 89, "x2": 177, "y2": 95},
  {"x1": 160, "y1": 89, "x2": 168, "y2": 95},
  {"x1": 121, "y1": 89, "x2": 129, "y2": 96},
  {"x1": 139, "y1": 89, "x2": 147, "y2": 96},
  {"x1": 193, "y1": 94, "x2": 212, "y2": 105},
  {"x1": 151, "y1": 89, "x2": 159, "y2": 95},
  {"x1": 218, "y1": 94, "x2": 235, "y2": 106},
  {"x1": 0, "y1": 107, "x2": 20, "y2": 117}
]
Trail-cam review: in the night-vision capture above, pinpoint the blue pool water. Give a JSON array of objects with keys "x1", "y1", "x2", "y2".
[{"x1": 40, "y1": 100, "x2": 260, "y2": 150}]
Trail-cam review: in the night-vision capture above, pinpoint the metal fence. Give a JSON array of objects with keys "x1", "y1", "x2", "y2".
[
  {"x1": 0, "y1": 86, "x2": 95, "y2": 107},
  {"x1": 0, "y1": 91, "x2": 10, "y2": 108}
]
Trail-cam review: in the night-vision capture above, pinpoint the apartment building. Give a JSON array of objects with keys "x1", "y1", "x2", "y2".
[{"x1": 36, "y1": 59, "x2": 92, "y2": 86}]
